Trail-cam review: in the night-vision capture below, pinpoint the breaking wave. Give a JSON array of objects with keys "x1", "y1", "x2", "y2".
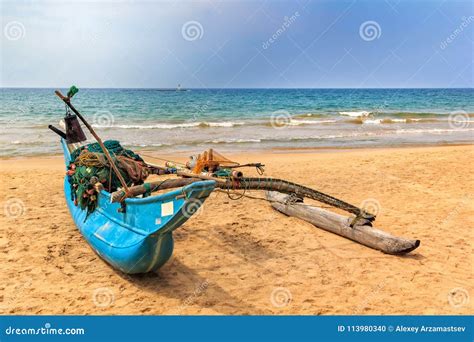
[{"x1": 93, "y1": 121, "x2": 246, "y2": 129}]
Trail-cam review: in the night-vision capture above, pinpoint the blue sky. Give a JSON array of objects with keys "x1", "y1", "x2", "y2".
[{"x1": 1, "y1": 0, "x2": 473, "y2": 88}]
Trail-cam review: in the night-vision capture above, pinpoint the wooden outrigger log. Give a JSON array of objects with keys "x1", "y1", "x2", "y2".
[{"x1": 266, "y1": 191, "x2": 420, "y2": 255}]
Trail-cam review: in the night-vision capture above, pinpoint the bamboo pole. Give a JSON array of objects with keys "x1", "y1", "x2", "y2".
[
  {"x1": 55, "y1": 90, "x2": 130, "y2": 195},
  {"x1": 110, "y1": 177, "x2": 201, "y2": 202},
  {"x1": 174, "y1": 171, "x2": 370, "y2": 219},
  {"x1": 109, "y1": 173, "x2": 372, "y2": 221},
  {"x1": 177, "y1": 170, "x2": 227, "y2": 183}
]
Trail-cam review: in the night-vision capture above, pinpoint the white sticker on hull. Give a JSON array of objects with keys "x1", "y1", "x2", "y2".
[{"x1": 161, "y1": 201, "x2": 174, "y2": 217}]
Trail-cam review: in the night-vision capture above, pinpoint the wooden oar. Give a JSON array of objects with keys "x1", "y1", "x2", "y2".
[{"x1": 55, "y1": 90, "x2": 130, "y2": 195}]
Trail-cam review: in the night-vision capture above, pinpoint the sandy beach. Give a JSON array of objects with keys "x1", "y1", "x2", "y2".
[{"x1": 0, "y1": 144, "x2": 472, "y2": 315}]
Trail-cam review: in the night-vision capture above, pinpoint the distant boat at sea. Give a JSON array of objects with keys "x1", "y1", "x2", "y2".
[{"x1": 153, "y1": 86, "x2": 187, "y2": 92}]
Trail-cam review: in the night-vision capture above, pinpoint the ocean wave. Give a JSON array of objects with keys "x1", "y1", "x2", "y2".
[
  {"x1": 204, "y1": 132, "x2": 381, "y2": 145},
  {"x1": 339, "y1": 111, "x2": 371, "y2": 117},
  {"x1": 343, "y1": 117, "x2": 446, "y2": 125},
  {"x1": 206, "y1": 138, "x2": 262, "y2": 144},
  {"x1": 287, "y1": 119, "x2": 337, "y2": 125},
  {"x1": 109, "y1": 118, "x2": 338, "y2": 130},
  {"x1": 121, "y1": 142, "x2": 170, "y2": 148},
  {"x1": 385, "y1": 111, "x2": 474, "y2": 118},
  {"x1": 206, "y1": 121, "x2": 246, "y2": 127},
  {"x1": 395, "y1": 128, "x2": 474, "y2": 134},
  {"x1": 292, "y1": 113, "x2": 329, "y2": 119},
  {"x1": 362, "y1": 119, "x2": 382, "y2": 125},
  {"x1": 261, "y1": 119, "x2": 337, "y2": 127},
  {"x1": 339, "y1": 111, "x2": 474, "y2": 119},
  {"x1": 199, "y1": 128, "x2": 474, "y2": 146},
  {"x1": 93, "y1": 121, "x2": 246, "y2": 129}
]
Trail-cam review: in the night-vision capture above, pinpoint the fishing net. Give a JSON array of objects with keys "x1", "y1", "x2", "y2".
[
  {"x1": 191, "y1": 149, "x2": 239, "y2": 174},
  {"x1": 67, "y1": 140, "x2": 149, "y2": 218}
]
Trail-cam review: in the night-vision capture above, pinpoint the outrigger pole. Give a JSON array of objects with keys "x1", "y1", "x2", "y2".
[
  {"x1": 55, "y1": 89, "x2": 131, "y2": 195},
  {"x1": 110, "y1": 170, "x2": 375, "y2": 224}
]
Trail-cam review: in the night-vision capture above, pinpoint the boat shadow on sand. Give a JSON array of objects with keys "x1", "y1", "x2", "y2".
[
  {"x1": 107, "y1": 219, "x2": 289, "y2": 314},
  {"x1": 112, "y1": 257, "x2": 274, "y2": 315}
]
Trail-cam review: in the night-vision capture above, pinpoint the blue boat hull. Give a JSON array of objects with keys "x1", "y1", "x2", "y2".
[{"x1": 61, "y1": 140, "x2": 215, "y2": 274}]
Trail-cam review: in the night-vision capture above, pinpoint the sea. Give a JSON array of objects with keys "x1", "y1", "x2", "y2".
[{"x1": 0, "y1": 88, "x2": 473, "y2": 157}]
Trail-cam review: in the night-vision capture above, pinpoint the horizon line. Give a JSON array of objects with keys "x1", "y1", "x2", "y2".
[{"x1": 1, "y1": 86, "x2": 473, "y2": 90}]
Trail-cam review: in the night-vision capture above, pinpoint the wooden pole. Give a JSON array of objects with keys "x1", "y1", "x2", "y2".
[
  {"x1": 266, "y1": 191, "x2": 420, "y2": 255},
  {"x1": 110, "y1": 173, "x2": 371, "y2": 221},
  {"x1": 110, "y1": 177, "x2": 201, "y2": 203},
  {"x1": 177, "y1": 170, "x2": 227, "y2": 183},
  {"x1": 55, "y1": 90, "x2": 130, "y2": 195},
  {"x1": 175, "y1": 171, "x2": 370, "y2": 219}
]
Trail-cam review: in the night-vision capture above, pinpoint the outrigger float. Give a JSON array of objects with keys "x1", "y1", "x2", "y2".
[{"x1": 49, "y1": 87, "x2": 420, "y2": 274}]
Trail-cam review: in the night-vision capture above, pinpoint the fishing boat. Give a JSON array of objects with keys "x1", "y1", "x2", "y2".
[
  {"x1": 50, "y1": 87, "x2": 215, "y2": 274},
  {"x1": 50, "y1": 87, "x2": 420, "y2": 274},
  {"x1": 60, "y1": 137, "x2": 215, "y2": 274}
]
